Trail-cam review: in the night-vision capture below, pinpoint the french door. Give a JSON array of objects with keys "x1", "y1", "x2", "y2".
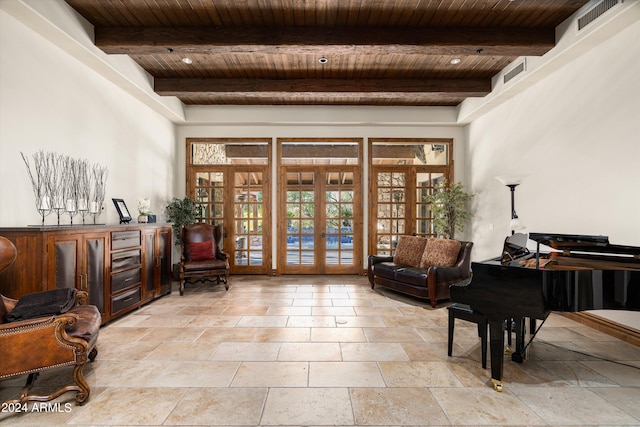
[
  {"x1": 279, "y1": 166, "x2": 362, "y2": 274},
  {"x1": 189, "y1": 166, "x2": 271, "y2": 274}
]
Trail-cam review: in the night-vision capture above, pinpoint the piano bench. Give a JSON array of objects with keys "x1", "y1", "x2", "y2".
[{"x1": 447, "y1": 303, "x2": 488, "y2": 369}]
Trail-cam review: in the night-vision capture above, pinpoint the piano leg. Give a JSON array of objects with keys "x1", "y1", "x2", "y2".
[
  {"x1": 488, "y1": 319, "x2": 505, "y2": 392},
  {"x1": 512, "y1": 317, "x2": 526, "y2": 364}
]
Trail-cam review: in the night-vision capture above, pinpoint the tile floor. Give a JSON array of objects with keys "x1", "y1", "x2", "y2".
[{"x1": 2, "y1": 275, "x2": 640, "y2": 426}]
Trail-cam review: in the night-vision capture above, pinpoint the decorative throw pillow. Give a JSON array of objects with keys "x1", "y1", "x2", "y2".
[
  {"x1": 420, "y1": 238, "x2": 461, "y2": 269},
  {"x1": 393, "y1": 235, "x2": 427, "y2": 267},
  {"x1": 189, "y1": 241, "x2": 216, "y2": 261}
]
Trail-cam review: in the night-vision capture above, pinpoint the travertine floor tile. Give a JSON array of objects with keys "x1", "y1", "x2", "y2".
[
  {"x1": 350, "y1": 387, "x2": 449, "y2": 425},
  {"x1": 231, "y1": 362, "x2": 309, "y2": 387},
  {"x1": 149, "y1": 361, "x2": 240, "y2": 387},
  {"x1": 70, "y1": 387, "x2": 185, "y2": 425},
  {"x1": 431, "y1": 387, "x2": 545, "y2": 425},
  {"x1": 278, "y1": 342, "x2": 342, "y2": 361},
  {"x1": 309, "y1": 361, "x2": 386, "y2": 387},
  {"x1": 590, "y1": 386, "x2": 640, "y2": 420},
  {"x1": 212, "y1": 342, "x2": 281, "y2": 361},
  {"x1": 236, "y1": 314, "x2": 288, "y2": 327},
  {"x1": 196, "y1": 326, "x2": 258, "y2": 342},
  {"x1": 341, "y1": 342, "x2": 410, "y2": 361},
  {"x1": 165, "y1": 387, "x2": 267, "y2": 426},
  {"x1": 254, "y1": 327, "x2": 311, "y2": 342},
  {"x1": 363, "y1": 326, "x2": 425, "y2": 342},
  {"x1": 378, "y1": 361, "x2": 464, "y2": 387},
  {"x1": 145, "y1": 340, "x2": 220, "y2": 361},
  {"x1": 310, "y1": 327, "x2": 366, "y2": 342},
  {"x1": 512, "y1": 387, "x2": 639, "y2": 425},
  {"x1": 287, "y1": 315, "x2": 336, "y2": 327},
  {"x1": 261, "y1": 388, "x2": 354, "y2": 426}
]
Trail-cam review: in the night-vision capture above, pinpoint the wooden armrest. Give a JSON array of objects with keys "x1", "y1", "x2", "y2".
[{"x1": 75, "y1": 290, "x2": 89, "y2": 306}]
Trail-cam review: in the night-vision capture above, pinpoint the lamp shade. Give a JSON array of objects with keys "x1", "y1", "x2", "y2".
[
  {"x1": 495, "y1": 175, "x2": 527, "y2": 187},
  {"x1": 509, "y1": 217, "x2": 525, "y2": 231}
]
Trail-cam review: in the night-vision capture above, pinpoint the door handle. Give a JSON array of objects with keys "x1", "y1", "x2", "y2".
[{"x1": 321, "y1": 232, "x2": 326, "y2": 238}]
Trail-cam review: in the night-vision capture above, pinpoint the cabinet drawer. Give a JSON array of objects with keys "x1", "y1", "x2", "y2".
[
  {"x1": 111, "y1": 287, "x2": 141, "y2": 314},
  {"x1": 111, "y1": 268, "x2": 141, "y2": 293},
  {"x1": 111, "y1": 249, "x2": 141, "y2": 271},
  {"x1": 111, "y1": 230, "x2": 141, "y2": 250}
]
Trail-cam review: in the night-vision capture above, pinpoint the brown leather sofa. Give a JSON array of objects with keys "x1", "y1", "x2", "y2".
[
  {"x1": 0, "y1": 236, "x2": 100, "y2": 406},
  {"x1": 368, "y1": 237, "x2": 473, "y2": 308}
]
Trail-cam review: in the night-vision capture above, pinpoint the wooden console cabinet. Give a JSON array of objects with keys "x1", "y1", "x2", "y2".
[{"x1": 0, "y1": 224, "x2": 172, "y2": 324}]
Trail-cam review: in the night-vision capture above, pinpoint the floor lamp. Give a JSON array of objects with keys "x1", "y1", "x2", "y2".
[{"x1": 495, "y1": 175, "x2": 526, "y2": 234}]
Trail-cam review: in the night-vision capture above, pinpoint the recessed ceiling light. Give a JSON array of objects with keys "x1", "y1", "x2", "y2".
[
  {"x1": 318, "y1": 57, "x2": 328, "y2": 64},
  {"x1": 450, "y1": 58, "x2": 461, "y2": 65},
  {"x1": 181, "y1": 57, "x2": 193, "y2": 64}
]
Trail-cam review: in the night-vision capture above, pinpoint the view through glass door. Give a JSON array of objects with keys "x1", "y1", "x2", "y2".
[{"x1": 278, "y1": 139, "x2": 362, "y2": 274}]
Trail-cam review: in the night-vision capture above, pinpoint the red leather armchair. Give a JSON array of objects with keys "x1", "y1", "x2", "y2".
[{"x1": 179, "y1": 223, "x2": 230, "y2": 295}]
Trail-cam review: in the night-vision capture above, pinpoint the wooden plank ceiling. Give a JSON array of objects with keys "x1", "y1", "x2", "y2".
[{"x1": 64, "y1": 0, "x2": 588, "y2": 107}]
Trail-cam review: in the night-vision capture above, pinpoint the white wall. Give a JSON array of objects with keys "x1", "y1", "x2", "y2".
[
  {"x1": 465, "y1": 20, "x2": 640, "y2": 261},
  {"x1": 0, "y1": 10, "x2": 177, "y2": 226}
]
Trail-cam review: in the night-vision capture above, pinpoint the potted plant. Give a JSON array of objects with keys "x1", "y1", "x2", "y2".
[
  {"x1": 424, "y1": 179, "x2": 474, "y2": 239},
  {"x1": 164, "y1": 196, "x2": 200, "y2": 245}
]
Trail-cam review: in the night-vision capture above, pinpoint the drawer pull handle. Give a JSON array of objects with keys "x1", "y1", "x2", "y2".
[
  {"x1": 124, "y1": 278, "x2": 133, "y2": 282},
  {"x1": 123, "y1": 297, "x2": 134, "y2": 302}
]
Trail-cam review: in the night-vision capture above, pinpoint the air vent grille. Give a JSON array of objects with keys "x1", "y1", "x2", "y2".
[
  {"x1": 503, "y1": 61, "x2": 526, "y2": 84},
  {"x1": 578, "y1": 0, "x2": 619, "y2": 31}
]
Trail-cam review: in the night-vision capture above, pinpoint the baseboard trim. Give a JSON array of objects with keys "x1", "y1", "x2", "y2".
[{"x1": 562, "y1": 312, "x2": 640, "y2": 347}]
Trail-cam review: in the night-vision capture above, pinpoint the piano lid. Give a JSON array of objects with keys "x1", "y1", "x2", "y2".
[
  {"x1": 501, "y1": 232, "x2": 531, "y2": 263},
  {"x1": 528, "y1": 232, "x2": 640, "y2": 257}
]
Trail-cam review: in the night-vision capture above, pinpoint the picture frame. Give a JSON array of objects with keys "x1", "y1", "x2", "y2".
[{"x1": 112, "y1": 198, "x2": 132, "y2": 224}]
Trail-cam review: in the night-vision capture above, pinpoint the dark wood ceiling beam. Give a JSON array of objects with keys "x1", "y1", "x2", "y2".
[
  {"x1": 154, "y1": 78, "x2": 491, "y2": 97},
  {"x1": 97, "y1": 27, "x2": 554, "y2": 56}
]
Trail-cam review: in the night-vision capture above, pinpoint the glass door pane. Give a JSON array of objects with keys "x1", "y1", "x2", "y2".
[
  {"x1": 415, "y1": 172, "x2": 444, "y2": 238},
  {"x1": 234, "y1": 171, "x2": 264, "y2": 268},
  {"x1": 325, "y1": 171, "x2": 354, "y2": 268},
  {"x1": 195, "y1": 171, "x2": 224, "y2": 225},
  {"x1": 375, "y1": 171, "x2": 406, "y2": 255},
  {"x1": 285, "y1": 172, "x2": 315, "y2": 268}
]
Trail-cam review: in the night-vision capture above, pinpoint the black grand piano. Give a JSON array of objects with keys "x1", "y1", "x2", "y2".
[{"x1": 450, "y1": 232, "x2": 640, "y2": 391}]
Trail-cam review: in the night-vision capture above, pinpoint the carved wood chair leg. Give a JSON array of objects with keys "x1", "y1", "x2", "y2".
[
  {"x1": 16, "y1": 372, "x2": 39, "y2": 402},
  {"x1": 179, "y1": 278, "x2": 185, "y2": 296},
  {"x1": 72, "y1": 364, "x2": 91, "y2": 405}
]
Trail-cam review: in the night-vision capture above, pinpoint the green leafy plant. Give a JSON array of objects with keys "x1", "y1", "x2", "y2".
[
  {"x1": 164, "y1": 197, "x2": 200, "y2": 245},
  {"x1": 424, "y1": 180, "x2": 474, "y2": 239}
]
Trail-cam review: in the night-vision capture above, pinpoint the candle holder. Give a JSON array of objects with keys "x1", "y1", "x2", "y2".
[
  {"x1": 52, "y1": 198, "x2": 65, "y2": 226},
  {"x1": 66, "y1": 199, "x2": 78, "y2": 225},
  {"x1": 89, "y1": 201, "x2": 102, "y2": 224}
]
